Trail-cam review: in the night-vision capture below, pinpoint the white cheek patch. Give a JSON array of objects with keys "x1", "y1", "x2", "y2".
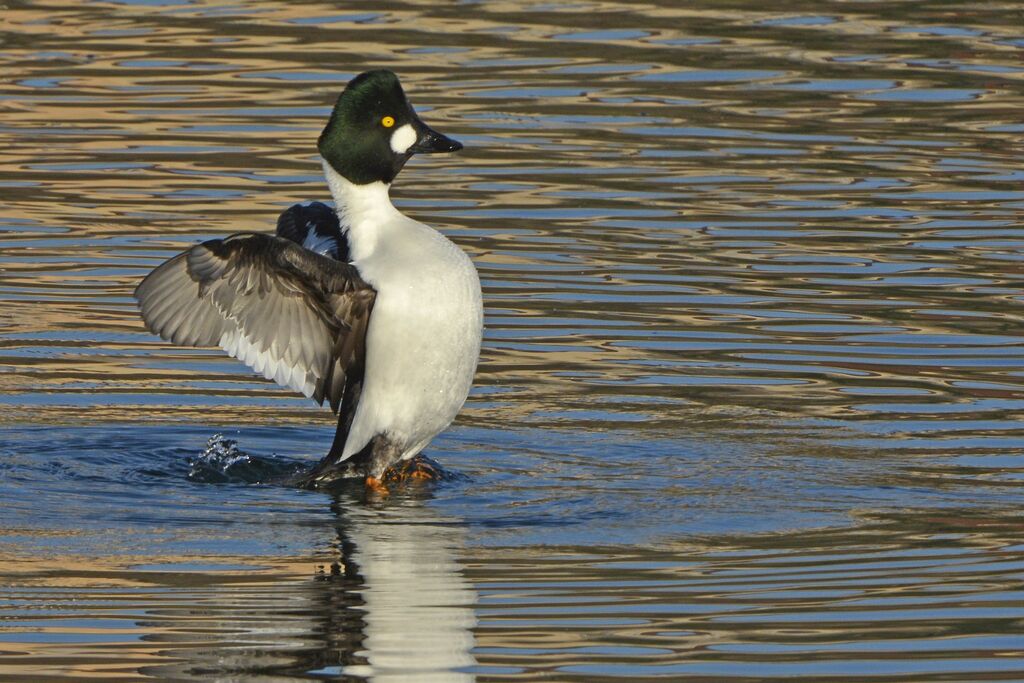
[{"x1": 389, "y1": 123, "x2": 417, "y2": 154}]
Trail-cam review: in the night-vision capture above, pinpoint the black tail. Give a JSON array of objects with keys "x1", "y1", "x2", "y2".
[{"x1": 293, "y1": 377, "x2": 368, "y2": 489}]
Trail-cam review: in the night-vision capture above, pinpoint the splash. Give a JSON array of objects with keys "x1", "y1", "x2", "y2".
[{"x1": 187, "y1": 434, "x2": 308, "y2": 485}]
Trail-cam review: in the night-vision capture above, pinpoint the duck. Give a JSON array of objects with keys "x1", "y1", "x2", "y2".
[{"x1": 134, "y1": 70, "x2": 483, "y2": 493}]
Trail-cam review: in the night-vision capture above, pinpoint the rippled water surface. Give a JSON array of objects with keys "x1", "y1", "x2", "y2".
[{"x1": 2, "y1": 0, "x2": 1023, "y2": 680}]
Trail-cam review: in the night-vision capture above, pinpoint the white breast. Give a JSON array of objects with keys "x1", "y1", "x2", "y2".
[{"x1": 323, "y1": 163, "x2": 483, "y2": 460}]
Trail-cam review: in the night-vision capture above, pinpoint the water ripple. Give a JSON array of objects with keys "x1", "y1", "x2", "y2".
[{"x1": 1, "y1": 0, "x2": 1023, "y2": 680}]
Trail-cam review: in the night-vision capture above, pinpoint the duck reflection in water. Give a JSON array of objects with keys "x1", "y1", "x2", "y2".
[
  {"x1": 325, "y1": 491, "x2": 477, "y2": 681},
  {"x1": 143, "y1": 488, "x2": 478, "y2": 681}
]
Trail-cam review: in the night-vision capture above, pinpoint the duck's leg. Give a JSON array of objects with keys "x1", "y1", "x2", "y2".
[
  {"x1": 299, "y1": 436, "x2": 439, "y2": 493},
  {"x1": 363, "y1": 436, "x2": 404, "y2": 496}
]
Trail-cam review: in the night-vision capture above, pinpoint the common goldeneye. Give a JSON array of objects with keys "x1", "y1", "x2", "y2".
[{"x1": 135, "y1": 70, "x2": 483, "y2": 492}]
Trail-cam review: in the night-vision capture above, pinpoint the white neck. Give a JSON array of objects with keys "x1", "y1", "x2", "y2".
[
  {"x1": 321, "y1": 159, "x2": 399, "y2": 224},
  {"x1": 322, "y1": 159, "x2": 402, "y2": 259}
]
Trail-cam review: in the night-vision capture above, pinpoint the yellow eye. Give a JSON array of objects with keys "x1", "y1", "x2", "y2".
[{"x1": 381, "y1": 115, "x2": 395, "y2": 128}]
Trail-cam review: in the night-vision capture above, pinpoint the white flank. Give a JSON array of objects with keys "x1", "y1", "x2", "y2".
[
  {"x1": 322, "y1": 159, "x2": 484, "y2": 462},
  {"x1": 389, "y1": 123, "x2": 417, "y2": 154}
]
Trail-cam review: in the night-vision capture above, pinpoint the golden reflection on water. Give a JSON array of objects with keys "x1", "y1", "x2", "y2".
[
  {"x1": 0, "y1": 499, "x2": 477, "y2": 681},
  {"x1": 2, "y1": 507, "x2": 1020, "y2": 680}
]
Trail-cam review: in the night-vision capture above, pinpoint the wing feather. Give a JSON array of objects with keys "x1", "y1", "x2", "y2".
[{"x1": 134, "y1": 233, "x2": 375, "y2": 411}]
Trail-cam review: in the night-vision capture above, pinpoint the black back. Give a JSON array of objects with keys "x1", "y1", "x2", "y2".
[{"x1": 276, "y1": 201, "x2": 349, "y2": 262}]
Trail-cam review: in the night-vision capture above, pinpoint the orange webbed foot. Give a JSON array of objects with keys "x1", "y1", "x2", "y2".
[
  {"x1": 365, "y1": 475, "x2": 390, "y2": 497},
  {"x1": 385, "y1": 455, "x2": 442, "y2": 483},
  {"x1": 408, "y1": 459, "x2": 440, "y2": 480}
]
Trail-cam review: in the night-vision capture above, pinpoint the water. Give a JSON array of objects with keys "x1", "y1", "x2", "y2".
[{"x1": 1, "y1": 0, "x2": 1023, "y2": 679}]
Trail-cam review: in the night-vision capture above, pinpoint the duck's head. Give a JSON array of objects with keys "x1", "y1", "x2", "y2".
[{"x1": 318, "y1": 70, "x2": 462, "y2": 186}]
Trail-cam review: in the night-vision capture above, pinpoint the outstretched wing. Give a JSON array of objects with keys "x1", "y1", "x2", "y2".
[{"x1": 134, "y1": 233, "x2": 375, "y2": 413}]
